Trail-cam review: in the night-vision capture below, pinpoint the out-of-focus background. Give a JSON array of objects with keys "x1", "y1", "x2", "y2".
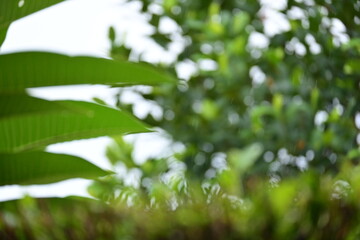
[
  {"x1": 1, "y1": 0, "x2": 358, "y2": 202},
  {"x1": 1, "y1": 0, "x2": 360, "y2": 238}
]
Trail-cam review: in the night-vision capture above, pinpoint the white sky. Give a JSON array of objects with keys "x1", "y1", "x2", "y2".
[
  {"x1": 2, "y1": 0, "x2": 146, "y2": 57},
  {"x1": 0, "y1": 0, "x2": 173, "y2": 201}
]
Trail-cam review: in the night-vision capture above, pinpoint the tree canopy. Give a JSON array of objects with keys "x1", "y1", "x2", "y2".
[{"x1": 113, "y1": 0, "x2": 360, "y2": 178}]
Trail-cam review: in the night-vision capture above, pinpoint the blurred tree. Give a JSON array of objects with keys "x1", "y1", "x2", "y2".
[{"x1": 112, "y1": 0, "x2": 360, "y2": 179}]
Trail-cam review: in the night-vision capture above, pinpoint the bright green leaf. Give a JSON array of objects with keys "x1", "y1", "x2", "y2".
[
  {"x1": 228, "y1": 143, "x2": 263, "y2": 174},
  {"x1": 0, "y1": 152, "x2": 111, "y2": 186},
  {"x1": 0, "y1": 51, "x2": 175, "y2": 93},
  {"x1": 0, "y1": 100, "x2": 151, "y2": 153},
  {"x1": 0, "y1": 94, "x2": 71, "y2": 118},
  {"x1": 272, "y1": 94, "x2": 284, "y2": 116},
  {"x1": 270, "y1": 181, "x2": 297, "y2": 217},
  {"x1": 200, "y1": 99, "x2": 219, "y2": 120}
]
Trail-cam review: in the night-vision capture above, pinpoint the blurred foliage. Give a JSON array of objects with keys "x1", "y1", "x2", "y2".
[
  {"x1": 3, "y1": 159, "x2": 360, "y2": 239},
  {"x1": 111, "y1": 0, "x2": 360, "y2": 179},
  {"x1": 2, "y1": 0, "x2": 360, "y2": 239}
]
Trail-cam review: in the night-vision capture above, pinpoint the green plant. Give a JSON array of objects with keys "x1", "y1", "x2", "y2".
[
  {"x1": 2, "y1": 145, "x2": 360, "y2": 239},
  {"x1": 1, "y1": 1, "x2": 360, "y2": 239},
  {"x1": 0, "y1": 1, "x2": 174, "y2": 186}
]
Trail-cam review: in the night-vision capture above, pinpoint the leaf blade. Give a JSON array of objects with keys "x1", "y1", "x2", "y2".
[
  {"x1": 0, "y1": 94, "x2": 72, "y2": 118},
  {"x1": 0, "y1": 0, "x2": 64, "y2": 31},
  {"x1": 0, "y1": 99, "x2": 151, "y2": 153},
  {"x1": 0, "y1": 152, "x2": 110, "y2": 186},
  {"x1": 0, "y1": 52, "x2": 175, "y2": 93}
]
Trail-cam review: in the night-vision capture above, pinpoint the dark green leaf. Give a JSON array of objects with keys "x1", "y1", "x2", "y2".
[
  {"x1": 108, "y1": 26, "x2": 116, "y2": 42},
  {"x1": 0, "y1": 25, "x2": 9, "y2": 48},
  {"x1": 0, "y1": 0, "x2": 64, "y2": 31}
]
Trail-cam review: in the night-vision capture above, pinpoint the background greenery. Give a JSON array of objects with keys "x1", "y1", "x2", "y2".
[
  {"x1": 1, "y1": 0, "x2": 360, "y2": 239},
  {"x1": 123, "y1": 0, "x2": 360, "y2": 177}
]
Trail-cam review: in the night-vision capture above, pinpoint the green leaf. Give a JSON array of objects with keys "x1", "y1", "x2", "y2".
[
  {"x1": 0, "y1": 94, "x2": 71, "y2": 118},
  {"x1": 0, "y1": 0, "x2": 64, "y2": 31},
  {"x1": 0, "y1": 26, "x2": 9, "y2": 48},
  {"x1": 0, "y1": 152, "x2": 110, "y2": 186},
  {"x1": 106, "y1": 136, "x2": 136, "y2": 168},
  {"x1": 200, "y1": 99, "x2": 219, "y2": 120},
  {"x1": 270, "y1": 180, "x2": 298, "y2": 216},
  {"x1": 0, "y1": 99, "x2": 151, "y2": 153},
  {"x1": 344, "y1": 59, "x2": 360, "y2": 74},
  {"x1": 228, "y1": 143, "x2": 263, "y2": 174},
  {"x1": 108, "y1": 26, "x2": 116, "y2": 42},
  {"x1": 0, "y1": 51, "x2": 175, "y2": 93}
]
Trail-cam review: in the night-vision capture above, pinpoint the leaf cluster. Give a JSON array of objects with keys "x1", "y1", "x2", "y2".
[{"x1": 0, "y1": 1, "x2": 174, "y2": 186}]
